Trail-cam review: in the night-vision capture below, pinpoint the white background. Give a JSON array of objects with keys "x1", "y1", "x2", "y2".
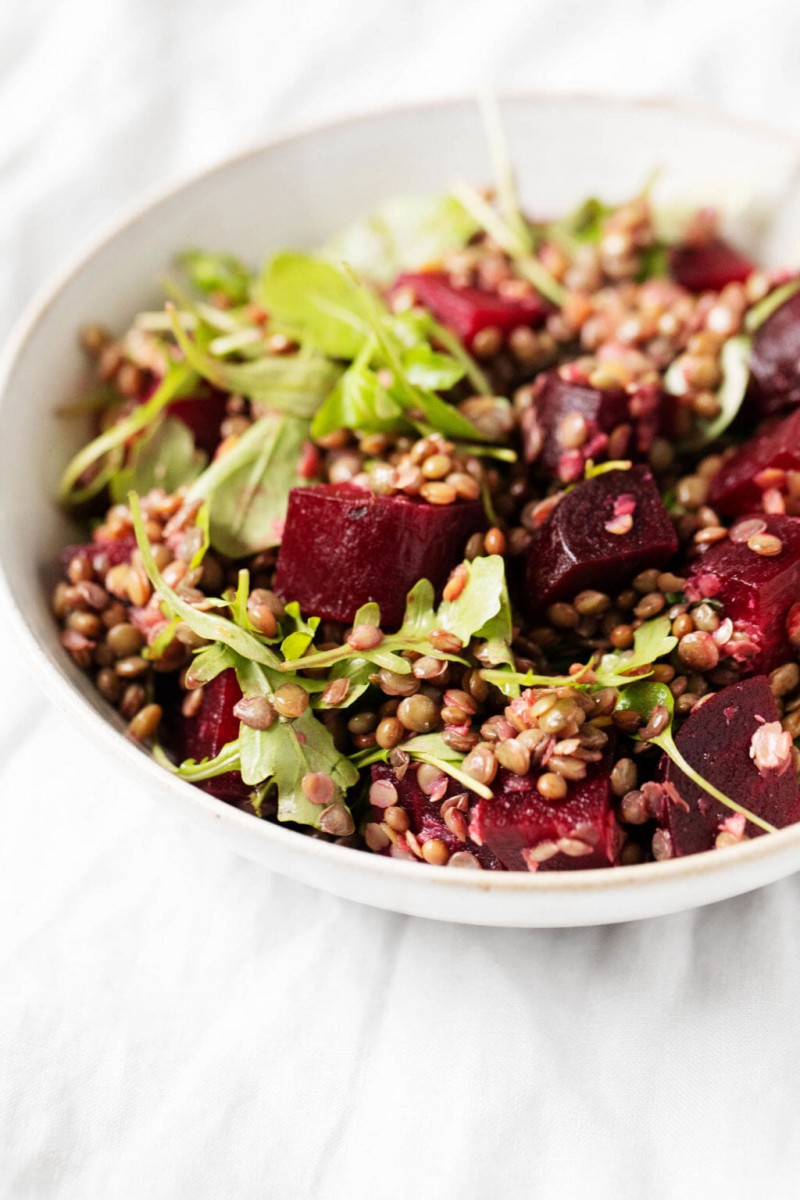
[{"x1": 3, "y1": 1, "x2": 800, "y2": 1196}]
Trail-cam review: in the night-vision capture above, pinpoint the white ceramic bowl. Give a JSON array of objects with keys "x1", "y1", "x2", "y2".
[{"x1": 4, "y1": 94, "x2": 800, "y2": 927}]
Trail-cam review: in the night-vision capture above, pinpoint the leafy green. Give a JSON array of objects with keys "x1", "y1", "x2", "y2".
[
  {"x1": 310, "y1": 354, "x2": 406, "y2": 438},
  {"x1": 178, "y1": 249, "x2": 252, "y2": 305},
  {"x1": 595, "y1": 616, "x2": 677, "y2": 687},
  {"x1": 744, "y1": 278, "x2": 800, "y2": 332},
  {"x1": 186, "y1": 642, "x2": 239, "y2": 687},
  {"x1": 59, "y1": 360, "x2": 198, "y2": 507},
  {"x1": 280, "y1": 602, "x2": 321, "y2": 662},
  {"x1": 614, "y1": 681, "x2": 777, "y2": 833},
  {"x1": 322, "y1": 193, "x2": 478, "y2": 284},
  {"x1": 109, "y1": 415, "x2": 206, "y2": 504},
  {"x1": 169, "y1": 309, "x2": 342, "y2": 418},
  {"x1": 153, "y1": 738, "x2": 243, "y2": 782},
  {"x1": 259, "y1": 252, "x2": 368, "y2": 358},
  {"x1": 280, "y1": 555, "x2": 510, "y2": 677},
  {"x1": 185, "y1": 413, "x2": 309, "y2": 558}
]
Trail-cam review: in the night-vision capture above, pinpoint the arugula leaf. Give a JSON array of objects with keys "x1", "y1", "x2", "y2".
[
  {"x1": 259, "y1": 252, "x2": 368, "y2": 359},
  {"x1": 59, "y1": 360, "x2": 198, "y2": 507},
  {"x1": 178, "y1": 249, "x2": 251, "y2": 305},
  {"x1": 436, "y1": 555, "x2": 511, "y2": 647},
  {"x1": 614, "y1": 681, "x2": 777, "y2": 834},
  {"x1": 310, "y1": 355, "x2": 406, "y2": 439},
  {"x1": 185, "y1": 413, "x2": 309, "y2": 558},
  {"x1": 351, "y1": 730, "x2": 493, "y2": 800},
  {"x1": 109, "y1": 415, "x2": 206, "y2": 504},
  {"x1": 186, "y1": 643, "x2": 239, "y2": 687},
  {"x1": 402, "y1": 342, "x2": 465, "y2": 391},
  {"x1": 596, "y1": 616, "x2": 677, "y2": 687},
  {"x1": 280, "y1": 602, "x2": 321, "y2": 662},
  {"x1": 322, "y1": 193, "x2": 478, "y2": 284},
  {"x1": 169, "y1": 310, "x2": 342, "y2": 418},
  {"x1": 153, "y1": 738, "x2": 243, "y2": 782}
]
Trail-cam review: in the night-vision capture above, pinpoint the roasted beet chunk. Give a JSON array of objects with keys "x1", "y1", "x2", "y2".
[
  {"x1": 749, "y1": 287, "x2": 800, "y2": 416},
  {"x1": 167, "y1": 390, "x2": 230, "y2": 456},
  {"x1": 171, "y1": 669, "x2": 251, "y2": 804},
  {"x1": 669, "y1": 237, "x2": 754, "y2": 293},
  {"x1": 685, "y1": 514, "x2": 800, "y2": 673},
  {"x1": 470, "y1": 758, "x2": 617, "y2": 871},
  {"x1": 395, "y1": 271, "x2": 549, "y2": 348},
  {"x1": 368, "y1": 763, "x2": 502, "y2": 869},
  {"x1": 707, "y1": 408, "x2": 800, "y2": 515},
  {"x1": 658, "y1": 676, "x2": 800, "y2": 856},
  {"x1": 521, "y1": 370, "x2": 660, "y2": 481},
  {"x1": 274, "y1": 483, "x2": 485, "y2": 627},
  {"x1": 525, "y1": 466, "x2": 678, "y2": 613}
]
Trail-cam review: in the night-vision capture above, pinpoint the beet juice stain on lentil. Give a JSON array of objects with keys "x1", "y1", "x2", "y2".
[{"x1": 51, "y1": 175, "x2": 800, "y2": 869}]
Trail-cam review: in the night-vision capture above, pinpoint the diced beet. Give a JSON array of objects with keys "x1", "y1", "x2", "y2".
[
  {"x1": 137, "y1": 375, "x2": 229, "y2": 456},
  {"x1": 521, "y1": 370, "x2": 660, "y2": 481},
  {"x1": 525, "y1": 466, "x2": 678, "y2": 613},
  {"x1": 707, "y1": 408, "x2": 800, "y2": 515},
  {"x1": 470, "y1": 757, "x2": 618, "y2": 871},
  {"x1": 669, "y1": 237, "x2": 754, "y2": 293},
  {"x1": 60, "y1": 533, "x2": 137, "y2": 572},
  {"x1": 167, "y1": 391, "x2": 229, "y2": 457},
  {"x1": 274, "y1": 483, "x2": 485, "y2": 627},
  {"x1": 658, "y1": 676, "x2": 800, "y2": 856},
  {"x1": 369, "y1": 763, "x2": 502, "y2": 870},
  {"x1": 395, "y1": 271, "x2": 549, "y2": 348},
  {"x1": 749, "y1": 287, "x2": 800, "y2": 416},
  {"x1": 173, "y1": 669, "x2": 251, "y2": 803},
  {"x1": 685, "y1": 514, "x2": 800, "y2": 673}
]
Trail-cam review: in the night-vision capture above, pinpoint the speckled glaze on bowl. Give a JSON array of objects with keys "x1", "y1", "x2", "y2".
[{"x1": 4, "y1": 94, "x2": 800, "y2": 926}]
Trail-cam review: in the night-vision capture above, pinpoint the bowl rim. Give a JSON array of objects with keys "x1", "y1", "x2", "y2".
[{"x1": 3, "y1": 89, "x2": 800, "y2": 902}]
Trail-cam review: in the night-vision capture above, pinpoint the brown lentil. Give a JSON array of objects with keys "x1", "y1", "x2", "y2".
[
  {"x1": 384, "y1": 805, "x2": 410, "y2": 833},
  {"x1": 273, "y1": 683, "x2": 310, "y2": 719},
  {"x1": 319, "y1": 803, "x2": 355, "y2": 837},
  {"x1": 748, "y1": 533, "x2": 783, "y2": 556},
  {"x1": 397, "y1": 694, "x2": 439, "y2": 733},
  {"x1": 421, "y1": 838, "x2": 450, "y2": 865},
  {"x1": 128, "y1": 703, "x2": 162, "y2": 742},
  {"x1": 677, "y1": 631, "x2": 719, "y2": 672},
  {"x1": 234, "y1": 695, "x2": 276, "y2": 730},
  {"x1": 537, "y1": 772, "x2": 568, "y2": 801}
]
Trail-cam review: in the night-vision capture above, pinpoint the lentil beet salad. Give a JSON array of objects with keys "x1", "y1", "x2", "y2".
[{"x1": 52, "y1": 132, "x2": 800, "y2": 872}]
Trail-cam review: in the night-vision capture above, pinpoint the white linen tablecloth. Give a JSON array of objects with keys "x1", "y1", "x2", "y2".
[{"x1": 3, "y1": 2, "x2": 800, "y2": 1196}]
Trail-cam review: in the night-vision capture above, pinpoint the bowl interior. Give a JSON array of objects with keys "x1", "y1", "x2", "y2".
[{"x1": 3, "y1": 94, "x2": 800, "y2": 925}]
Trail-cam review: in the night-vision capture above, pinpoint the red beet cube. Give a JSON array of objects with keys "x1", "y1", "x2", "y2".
[
  {"x1": 658, "y1": 676, "x2": 800, "y2": 856},
  {"x1": 274, "y1": 483, "x2": 485, "y2": 627},
  {"x1": 708, "y1": 408, "x2": 800, "y2": 515},
  {"x1": 525, "y1": 466, "x2": 678, "y2": 613},
  {"x1": 395, "y1": 271, "x2": 549, "y2": 348},
  {"x1": 167, "y1": 390, "x2": 229, "y2": 456},
  {"x1": 470, "y1": 758, "x2": 617, "y2": 871},
  {"x1": 61, "y1": 534, "x2": 137, "y2": 572},
  {"x1": 749, "y1": 287, "x2": 800, "y2": 416},
  {"x1": 369, "y1": 763, "x2": 502, "y2": 870},
  {"x1": 669, "y1": 237, "x2": 754, "y2": 293},
  {"x1": 521, "y1": 370, "x2": 660, "y2": 482},
  {"x1": 174, "y1": 669, "x2": 251, "y2": 803},
  {"x1": 685, "y1": 514, "x2": 800, "y2": 673}
]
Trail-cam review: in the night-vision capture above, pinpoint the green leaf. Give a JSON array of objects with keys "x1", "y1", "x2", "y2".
[
  {"x1": 153, "y1": 738, "x2": 243, "y2": 782},
  {"x1": 596, "y1": 616, "x2": 677, "y2": 687},
  {"x1": 436, "y1": 555, "x2": 510, "y2": 646},
  {"x1": 744, "y1": 278, "x2": 800, "y2": 332},
  {"x1": 259, "y1": 252, "x2": 368, "y2": 359},
  {"x1": 109, "y1": 415, "x2": 207, "y2": 504},
  {"x1": 322, "y1": 193, "x2": 478, "y2": 284},
  {"x1": 672, "y1": 335, "x2": 751, "y2": 452},
  {"x1": 187, "y1": 642, "x2": 239, "y2": 686},
  {"x1": 614, "y1": 681, "x2": 777, "y2": 834},
  {"x1": 169, "y1": 310, "x2": 342, "y2": 417},
  {"x1": 59, "y1": 360, "x2": 197, "y2": 507},
  {"x1": 178, "y1": 249, "x2": 251, "y2": 304},
  {"x1": 310, "y1": 356, "x2": 406, "y2": 439},
  {"x1": 280, "y1": 601, "x2": 321, "y2": 662},
  {"x1": 402, "y1": 342, "x2": 465, "y2": 391},
  {"x1": 185, "y1": 414, "x2": 309, "y2": 558}
]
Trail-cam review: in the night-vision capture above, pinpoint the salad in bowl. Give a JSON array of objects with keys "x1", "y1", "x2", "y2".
[{"x1": 50, "y1": 112, "x2": 800, "y2": 875}]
